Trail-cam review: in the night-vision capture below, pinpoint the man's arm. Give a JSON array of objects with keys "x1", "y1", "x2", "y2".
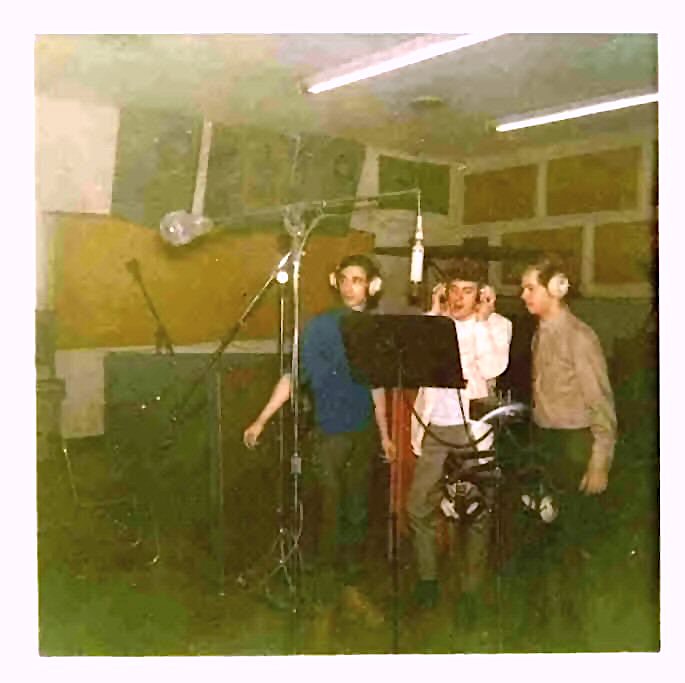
[
  {"x1": 472, "y1": 313, "x2": 512, "y2": 380},
  {"x1": 372, "y1": 387, "x2": 396, "y2": 462},
  {"x1": 243, "y1": 373, "x2": 292, "y2": 449},
  {"x1": 571, "y1": 329, "x2": 617, "y2": 494}
]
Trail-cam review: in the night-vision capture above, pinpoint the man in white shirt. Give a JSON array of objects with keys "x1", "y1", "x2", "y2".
[{"x1": 407, "y1": 260, "x2": 512, "y2": 610}]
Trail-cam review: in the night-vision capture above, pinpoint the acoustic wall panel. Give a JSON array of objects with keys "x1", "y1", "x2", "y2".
[
  {"x1": 501, "y1": 226, "x2": 583, "y2": 286},
  {"x1": 463, "y1": 165, "x2": 536, "y2": 224},
  {"x1": 111, "y1": 106, "x2": 203, "y2": 228},
  {"x1": 378, "y1": 155, "x2": 450, "y2": 215},
  {"x1": 204, "y1": 125, "x2": 293, "y2": 224},
  {"x1": 205, "y1": 127, "x2": 366, "y2": 233},
  {"x1": 547, "y1": 147, "x2": 640, "y2": 215},
  {"x1": 295, "y1": 134, "x2": 366, "y2": 200},
  {"x1": 594, "y1": 221, "x2": 656, "y2": 284},
  {"x1": 52, "y1": 213, "x2": 374, "y2": 349}
]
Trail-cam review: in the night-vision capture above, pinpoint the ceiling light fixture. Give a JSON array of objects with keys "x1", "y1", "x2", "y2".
[
  {"x1": 496, "y1": 90, "x2": 658, "y2": 132},
  {"x1": 304, "y1": 33, "x2": 504, "y2": 94}
]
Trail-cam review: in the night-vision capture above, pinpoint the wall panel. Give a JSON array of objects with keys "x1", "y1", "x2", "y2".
[
  {"x1": 594, "y1": 221, "x2": 656, "y2": 284},
  {"x1": 501, "y1": 226, "x2": 583, "y2": 286},
  {"x1": 204, "y1": 125, "x2": 292, "y2": 222},
  {"x1": 547, "y1": 147, "x2": 640, "y2": 215},
  {"x1": 463, "y1": 165, "x2": 536, "y2": 224},
  {"x1": 378, "y1": 155, "x2": 450, "y2": 215},
  {"x1": 52, "y1": 214, "x2": 374, "y2": 349},
  {"x1": 111, "y1": 107, "x2": 203, "y2": 228},
  {"x1": 205, "y1": 127, "x2": 366, "y2": 233}
]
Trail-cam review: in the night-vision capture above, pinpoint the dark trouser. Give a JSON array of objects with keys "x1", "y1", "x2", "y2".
[
  {"x1": 407, "y1": 424, "x2": 494, "y2": 591},
  {"x1": 533, "y1": 426, "x2": 606, "y2": 552},
  {"x1": 310, "y1": 422, "x2": 376, "y2": 581},
  {"x1": 529, "y1": 427, "x2": 608, "y2": 645}
]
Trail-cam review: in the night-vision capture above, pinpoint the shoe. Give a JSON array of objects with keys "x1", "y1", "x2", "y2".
[
  {"x1": 340, "y1": 585, "x2": 385, "y2": 627},
  {"x1": 413, "y1": 579, "x2": 439, "y2": 609}
]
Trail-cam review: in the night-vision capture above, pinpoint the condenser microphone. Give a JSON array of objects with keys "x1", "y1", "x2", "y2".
[{"x1": 409, "y1": 193, "x2": 424, "y2": 299}]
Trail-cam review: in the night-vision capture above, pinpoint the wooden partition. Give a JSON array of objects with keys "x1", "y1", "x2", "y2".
[{"x1": 52, "y1": 214, "x2": 374, "y2": 349}]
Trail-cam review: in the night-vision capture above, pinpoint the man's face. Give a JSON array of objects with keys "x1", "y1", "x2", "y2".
[
  {"x1": 337, "y1": 265, "x2": 369, "y2": 310},
  {"x1": 446, "y1": 279, "x2": 479, "y2": 320},
  {"x1": 520, "y1": 268, "x2": 554, "y2": 318}
]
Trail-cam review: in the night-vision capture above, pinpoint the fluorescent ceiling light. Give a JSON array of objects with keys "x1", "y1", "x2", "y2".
[
  {"x1": 496, "y1": 91, "x2": 658, "y2": 132},
  {"x1": 305, "y1": 33, "x2": 504, "y2": 94}
]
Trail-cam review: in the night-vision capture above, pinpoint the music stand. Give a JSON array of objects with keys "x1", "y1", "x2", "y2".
[
  {"x1": 340, "y1": 313, "x2": 464, "y2": 652},
  {"x1": 340, "y1": 313, "x2": 464, "y2": 390}
]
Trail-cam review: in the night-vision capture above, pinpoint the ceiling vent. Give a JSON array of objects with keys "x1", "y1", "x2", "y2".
[{"x1": 410, "y1": 95, "x2": 447, "y2": 112}]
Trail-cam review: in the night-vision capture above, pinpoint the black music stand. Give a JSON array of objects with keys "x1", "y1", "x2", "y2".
[
  {"x1": 340, "y1": 313, "x2": 464, "y2": 652},
  {"x1": 340, "y1": 313, "x2": 464, "y2": 390}
]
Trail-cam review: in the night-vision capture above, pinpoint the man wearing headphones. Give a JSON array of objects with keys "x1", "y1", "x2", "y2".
[
  {"x1": 243, "y1": 254, "x2": 394, "y2": 621},
  {"x1": 520, "y1": 255, "x2": 616, "y2": 647},
  {"x1": 408, "y1": 258, "x2": 512, "y2": 612}
]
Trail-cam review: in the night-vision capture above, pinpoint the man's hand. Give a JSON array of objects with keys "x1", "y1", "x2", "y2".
[
  {"x1": 475, "y1": 285, "x2": 496, "y2": 321},
  {"x1": 430, "y1": 283, "x2": 447, "y2": 315},
  {"x1": 380, "y1": 436, "x2": 396, "y2": 463},
  {"x1": 579, "y1": 461, "x2": 609, "y2": 495},
  {"x1": 243, "y1": 421, "x2": 265, "y2": 449}
]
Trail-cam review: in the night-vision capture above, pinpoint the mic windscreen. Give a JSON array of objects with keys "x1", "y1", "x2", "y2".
[{"x1": 160, "y1": 211, "x2": 213, "y2": 246}]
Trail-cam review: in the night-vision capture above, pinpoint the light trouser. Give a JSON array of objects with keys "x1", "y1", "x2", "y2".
[{"x1": 407, "y1": 424, "x2": 494, "y2": 590}]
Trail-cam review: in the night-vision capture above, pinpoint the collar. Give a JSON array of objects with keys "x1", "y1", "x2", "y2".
[
  {"x1": 449, "y1": 313, "x2": 476, "y2": 324},
  {"x1": 538, "y1": 306, "x2": 569, "y2": 332}
]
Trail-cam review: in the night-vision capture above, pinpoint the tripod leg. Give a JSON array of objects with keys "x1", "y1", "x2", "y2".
[
  {"x1": 388, "y1": 388, "x2": 405, "y2": 653},
  {"x1": 390, "y1": 468, "x2": 400, "y2": 653}
]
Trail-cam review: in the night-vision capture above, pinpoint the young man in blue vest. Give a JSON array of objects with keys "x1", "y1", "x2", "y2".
[{"x1": 244, "y1": 254, "x2": 394, "y2": 622}]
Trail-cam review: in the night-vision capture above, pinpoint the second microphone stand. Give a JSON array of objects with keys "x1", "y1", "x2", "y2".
[{"x1": 125, "y1": 258, "x2": 175, "y2": 355}]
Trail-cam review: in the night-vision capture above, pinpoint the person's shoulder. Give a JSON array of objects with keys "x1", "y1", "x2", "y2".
[
  {"x1": 565, "y1": 310, "x2": 602, "y2": 347},
  {"x1": 304, "y1": 307, "x2": 343, "y2": 331},
  {"x1": 491, "y1": 311, "x2": 512, "y2": 326}
]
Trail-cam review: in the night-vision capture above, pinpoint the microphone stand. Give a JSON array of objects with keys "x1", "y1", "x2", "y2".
[
  {"x1": 240, "y1": 257, "x2": 302, "y2": 611},
  {"x1": 136, "y1": 250, "x2": 292, "y2": 588},
  {"x1": 125, "y1": 259, "x2": 175, "y2": 355},
  {"x1": 280, "y1": 206, "x2": 327, "y2": 628},
  {"x1": 169, "y1": 251, "x2": 292, "y2": 423},
  {"x1": 153, "y1": 187, "x2": 421, "y2": 609}
]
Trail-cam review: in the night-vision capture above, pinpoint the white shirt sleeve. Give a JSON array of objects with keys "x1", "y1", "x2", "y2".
[{"x1": 472, "y1": 313, "x2": 512, "y2": 381}]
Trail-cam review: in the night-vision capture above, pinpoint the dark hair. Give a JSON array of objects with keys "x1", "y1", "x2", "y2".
[
  {"x1": 444, "y1": 257, "x2": 488, "y2": 287},
  {"x1": 524, "y1": 254, "x2": 568, "y2": 288},
  {"x1": 335, "y1": 254, "x2": 381, "y2": 281},
  {"x1": 334, "y1": 254, "x2": 382, "y2": 307}
]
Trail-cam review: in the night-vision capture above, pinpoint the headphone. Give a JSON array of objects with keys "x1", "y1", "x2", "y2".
[
  {"x1": 547, "y1": 272, "x2": 570, "y2": 299},
  {"x1": 439, "y1": 281, "x2": 489, "y2": 304},
  {"x1": 329, "y1": 259, "x2": 383, "y2": 297}
]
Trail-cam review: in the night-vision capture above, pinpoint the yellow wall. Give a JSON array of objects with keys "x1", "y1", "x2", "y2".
[{"x1": 53, "y1": 214, "x2": 374, "y2": 349}]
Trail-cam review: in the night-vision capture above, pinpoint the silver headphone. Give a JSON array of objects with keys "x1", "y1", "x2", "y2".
[{"x1": 547, "y1": 272, "x2": 570, "y2": 299}]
